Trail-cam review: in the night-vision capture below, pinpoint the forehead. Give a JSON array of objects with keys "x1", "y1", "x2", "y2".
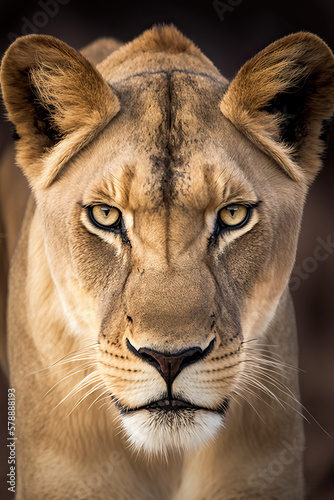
[{"x1": 81, "y1": 70, "x2": 258, "y2": 210}]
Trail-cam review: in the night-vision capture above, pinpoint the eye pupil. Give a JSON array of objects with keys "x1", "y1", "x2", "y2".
[{"x1": 101, "y1": 207, "x2": 110, "y2": 217}]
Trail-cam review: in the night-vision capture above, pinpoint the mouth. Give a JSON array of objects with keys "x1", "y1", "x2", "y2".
[{"x1": 115, "y1": 397, "x2": 230, "y2": 417}]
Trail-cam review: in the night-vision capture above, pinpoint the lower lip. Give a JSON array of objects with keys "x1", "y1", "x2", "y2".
[
  {"x1": 146, "y1": 402, "x2": 197, "y2": 412},
  {"x1": 116, "y1": 398, "x2": 230, "y2": 416}
]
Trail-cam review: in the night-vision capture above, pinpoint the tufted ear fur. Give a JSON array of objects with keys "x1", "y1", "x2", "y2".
[
  {"x1": 0, "y1": 35, "x2": 120, "y2": 189},
  {"x1": 220, "y1": 32, "x2": 334, "y2": 184}
]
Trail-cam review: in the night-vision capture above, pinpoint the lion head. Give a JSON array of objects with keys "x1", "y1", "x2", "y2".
[{"x1": 1, "y1": 25, "x2": 333, "y2": 455}]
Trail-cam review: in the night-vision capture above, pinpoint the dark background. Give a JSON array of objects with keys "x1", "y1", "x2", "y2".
[{"x1": 0, "y1": 0, "x2": 333, "y2": 498}]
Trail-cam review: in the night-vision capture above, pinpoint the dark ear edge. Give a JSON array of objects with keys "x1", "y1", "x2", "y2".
[
  {"x1": 220, "y1": 32, "x2": 334, "y2": 184},
  {"x1": 0, "y1": 34, "x2": 120, "y2": 189}
]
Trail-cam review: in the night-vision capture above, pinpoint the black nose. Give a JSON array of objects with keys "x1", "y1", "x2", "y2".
[{"x1": 126, "y1": 338, "x2": 215, "y2": 384}]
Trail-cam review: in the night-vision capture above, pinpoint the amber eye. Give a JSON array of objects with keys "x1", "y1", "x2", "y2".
[
  {"x1": 218, "y1": 204, "x2": 249, "y2": 228},
  {"x1": 88, "y1": 205, "x2": 121, "y2": 230}
]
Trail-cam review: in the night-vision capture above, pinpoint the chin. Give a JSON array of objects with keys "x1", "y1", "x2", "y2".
[{"x1": 117, "y1": 399, "x2": 229, "y2": 455}]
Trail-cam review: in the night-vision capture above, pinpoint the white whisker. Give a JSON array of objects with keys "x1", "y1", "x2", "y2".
[
  {"x1": 43, "y1": 363, "x2": 97, "y2": 399},
  {"x1": 53, "y1": 372, "x2": 101, "y2": 410},
  {"x1": 68, "y1": 381, "x2": 106, "y2": 415}
]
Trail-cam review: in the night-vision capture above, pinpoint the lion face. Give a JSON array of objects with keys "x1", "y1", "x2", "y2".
[
  {"x1": 2, "y1": 26, "x2": 333, "y2": 454},
  {"x1": 34, "y1": 75, "x2": 303, "y2": 453}
]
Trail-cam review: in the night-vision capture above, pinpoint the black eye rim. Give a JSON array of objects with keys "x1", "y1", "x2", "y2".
[{"x1": 87, "y1": 204, "x2": 122, "y2": 232}]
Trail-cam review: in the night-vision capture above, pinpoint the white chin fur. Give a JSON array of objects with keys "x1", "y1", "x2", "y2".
[{"x1": 120, "y1": 409, "x2": 223, "y2": 455}]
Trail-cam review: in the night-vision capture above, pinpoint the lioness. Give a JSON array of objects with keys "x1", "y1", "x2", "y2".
[{"x1": 0, "y1": 25, "x2": 333, "y2": 500}]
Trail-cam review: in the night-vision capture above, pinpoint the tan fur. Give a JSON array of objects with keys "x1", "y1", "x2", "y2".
[
  {"x1": 0, "y1": 146, "x2": 29, "y2": 373},
  {"x1": 1, "y1": 25, "x2": 333, "y2": 499}
]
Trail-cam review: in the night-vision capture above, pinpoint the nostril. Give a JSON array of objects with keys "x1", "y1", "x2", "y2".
[
  {"x1": 126, "y1": 338, "x2": 215, "y2": 384},
  {"x1": 138, "y1": 350, "x2": 158, "y2": 365},
  {"x1": 182, "y1": 348, "x2": 206, "y2": 366}
]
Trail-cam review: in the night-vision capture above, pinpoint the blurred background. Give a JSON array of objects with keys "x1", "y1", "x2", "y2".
[{"x1": 0, "y1": 0, "x2": 333, "y2": 498}]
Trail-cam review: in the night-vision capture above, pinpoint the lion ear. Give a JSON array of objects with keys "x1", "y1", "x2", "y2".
[
  {"x1": 220, "y1": 32, "x2": 334, "y2": 184},
  {"x1": 0, "y1": 34, "x2": 120, "y2": 189}
]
